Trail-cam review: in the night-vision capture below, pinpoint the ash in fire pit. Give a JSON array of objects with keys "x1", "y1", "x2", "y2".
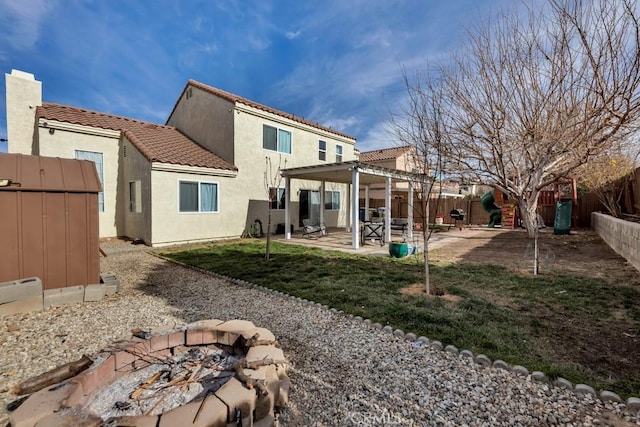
[
  {"x1": 87, "y1": 345, "x2": 239, "y2": 418},
  {"x1": 9, "y1": 319, "x2": 289, "y2": 427}
]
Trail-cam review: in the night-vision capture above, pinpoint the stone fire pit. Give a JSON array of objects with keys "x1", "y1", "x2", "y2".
[{"x1": 9, "y1": 319, "x2": 289, "y2": 427}]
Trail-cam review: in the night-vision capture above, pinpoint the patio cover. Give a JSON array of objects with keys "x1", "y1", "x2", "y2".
[{"x1": 281, "y1": 161, "x2": 427, "y2": 250}]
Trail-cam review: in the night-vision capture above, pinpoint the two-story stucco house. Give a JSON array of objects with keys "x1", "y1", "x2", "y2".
[{"x1": 4, "y1": 69, "x2": 357, "y2": 246}]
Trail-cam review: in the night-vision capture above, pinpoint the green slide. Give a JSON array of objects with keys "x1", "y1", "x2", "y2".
[
  {"x1": 553, "y1": 201, "x2": 572, "y2": 235},
  {"x1": 481, "y1": 192, "x2": 502, "y2": 227}
]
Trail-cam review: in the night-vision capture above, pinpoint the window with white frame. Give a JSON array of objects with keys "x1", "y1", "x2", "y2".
[
  {"x1": 269, "y1": 187, "x2": 286, "y2": 210},
  {"x1": 319, "y1": 140, "x2": 326, "y2": 161},
  {"x1": 179, "y1": 181, "x2": 218, "y2": 213},
  {"x1": 129, "y1": 180, "x2": 142, "y2": 213},
  {"x1": 263, "y1": 125, "x2": 291, "y2": 154},
  {"x1": 336, "y1": 144, "x2": 343, "y2": 162},
  {"x1": 75, "y1": 150, "x2": 104, "y2": 212},
  {"x1": 324, "y1": 190, "x2": 340, "y2": 210}
]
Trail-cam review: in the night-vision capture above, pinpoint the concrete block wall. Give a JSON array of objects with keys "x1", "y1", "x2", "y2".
[{"x1": 591, "y1": 212, "x2": 640, "y2": 272}]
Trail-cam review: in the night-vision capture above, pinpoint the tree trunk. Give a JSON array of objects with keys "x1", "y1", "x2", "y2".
[
  {"x1": 423, "y1": 194, "x2": 430, "y2": 295},
  {"x1": 517, "y1": 197, "x2": 539, "y2": 238},
  {"x1": 517, "y1": 197, "x2": 541, "y2": 274},
  {"x1": 265, "y1": 208, "x2": 272, "y2": 260}
]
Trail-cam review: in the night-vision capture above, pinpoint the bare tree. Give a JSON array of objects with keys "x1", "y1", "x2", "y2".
[
  {"x1": 404, "y1": 0, "x2": 640, "y2": 239},
  {"x1": 389, "y1": 71, "x2": 448, "y2": 295},
  {"x1": 577, "y1": 144, "x2": 638, "y2": 217},
  {"x1": 264, "y1": 155, "x2": 287, "y2": 261}
]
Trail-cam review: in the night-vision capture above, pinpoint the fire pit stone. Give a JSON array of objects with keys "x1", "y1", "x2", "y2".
[{"x1": 8, "y1": 319, "x2": 289, "y2": 427}]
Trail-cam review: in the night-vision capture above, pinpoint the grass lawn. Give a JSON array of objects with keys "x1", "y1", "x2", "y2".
[{"x1": 160, "y1": 240, "x2": 640, "y2": 398}]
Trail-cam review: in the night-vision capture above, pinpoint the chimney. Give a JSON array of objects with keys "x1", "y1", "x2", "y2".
[{"x1": 5, "y1": 70, "x2": 42, "y2": 154}]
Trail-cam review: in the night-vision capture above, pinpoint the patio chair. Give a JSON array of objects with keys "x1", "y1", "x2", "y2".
[
  {"x1": 390, "y1": 218, "x2": 408, "y2": 234},
  {"x1": 361, "y1": 222, "x2": 385, "y2": 246},
  {"x1": 302, "y1": 219, "x2": 327, "y2": 238}
]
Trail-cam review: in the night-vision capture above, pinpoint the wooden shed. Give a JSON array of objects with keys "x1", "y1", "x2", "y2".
[{"x1": 0, "y1": 153, "x2": 102, "y2": 290}]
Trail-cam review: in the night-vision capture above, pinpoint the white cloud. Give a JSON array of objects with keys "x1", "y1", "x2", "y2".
[
  {"x1": 284, "y1": 30, "x2": 301, "y2": 40},
  {"x1": 318, "y1": 114, "x2": 361, "y2": 133},
  {"x1": 247, "y1": 34, "x2": 271, "y2": 51},
  {"x1": 0, "y1": 0, "x2": 53, "y2": 52}
]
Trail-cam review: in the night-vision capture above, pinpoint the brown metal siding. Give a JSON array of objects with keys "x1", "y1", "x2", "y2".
[
  {"x1": 0, "y1": 153, "x2": 101, "y2": 290},
  {"x1": 45, "y1": 192, "x2": 67, "y2": 288},
  {"x1": 0, "y1": 192, "x2": 20, "y2": 282}
]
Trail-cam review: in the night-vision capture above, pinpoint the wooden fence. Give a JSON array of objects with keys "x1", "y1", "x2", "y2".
[
  {"x1": 362, "y1": 166, "x2": 640, "y2": 229},
  {"x1": 362, "y1": 192, "x2": 611, "y2": 229}
]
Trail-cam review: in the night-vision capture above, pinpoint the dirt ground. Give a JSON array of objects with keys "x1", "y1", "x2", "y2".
[
  {"x1": 427, "y1": 227, "x2": 640, "y2": 394},
  {"x1": 430, "y1": 227, "x2": 640, "y2": 281}
]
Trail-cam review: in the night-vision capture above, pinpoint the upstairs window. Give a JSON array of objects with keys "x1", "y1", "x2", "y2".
[
  {"x1": 269, "y1": 187, "x2": 286, "y2": 210},
  {"x1": 336, "y1": 145, "x2": 343, "y2": 162},
  {"x1": 263, "y1": 125, "x2": 291, "y2": 154},
  {"x1": 324, "y1": 190, "x2": 340, "y2": 210},
  {"x1": 75, "y1": 150, "x2": 104, "y2": 212},
  {"x1": 179, "y1": 181, "x2": 218, "y2": 213},
  {"x1": 319, "y1": 140, "x2": 327, "y2": 161}
]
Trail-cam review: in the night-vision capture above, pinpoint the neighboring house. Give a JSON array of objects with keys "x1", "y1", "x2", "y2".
[
  {"x1": 359, "y1": 145, "x2": 471, "y2": 199},
  {"x1": 5, "y1": 70, "x2": 356, "y2": 245},
  {"x1": 358, "y1": 145, "x2": 469, "y2": 219},
  {"x1": 359, "y1": 146, "x2": 418, "y2": 196}
]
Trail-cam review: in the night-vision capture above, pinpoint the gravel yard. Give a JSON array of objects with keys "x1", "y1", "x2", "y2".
[{"x1": 1, "y1": 240, "x2": 639, "y2": 426}]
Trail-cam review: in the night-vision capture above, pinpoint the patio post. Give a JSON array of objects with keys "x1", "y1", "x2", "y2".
[
  {"x1": 351, "y1": 166, "x2": 360, "y2": 250},
  {"x1": 385, "y1": 176, "x2": 392, "y2": 244},
  {"x1": 364, "y1": 185, "x2": 370, "y2": 221},
  {"x1": 285, "y1": 176, "x2": 291, "y2": 240},
  {"x1": 408, "y1": 181, "x2": 414, "y2": 240},
  {"x1": 320, "y1": 181, "x2": 325, "y2": 226}
]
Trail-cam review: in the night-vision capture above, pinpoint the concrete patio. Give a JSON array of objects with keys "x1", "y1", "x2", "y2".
[{"x1": 273, "y1": 226, "x2": 485, "y2": 256}]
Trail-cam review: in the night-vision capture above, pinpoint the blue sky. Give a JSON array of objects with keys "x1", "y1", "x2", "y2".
[{"x1": 0, "y1": 0, "x2": 515, "y2": 154}]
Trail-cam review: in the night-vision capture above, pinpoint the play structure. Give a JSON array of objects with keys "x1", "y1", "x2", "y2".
[
  {"x1": 481, "y1": 179, "x2": 577, "y2": 232},
  {"x1": 480, "y1": 191, "x2": 505, "y2": 228}
]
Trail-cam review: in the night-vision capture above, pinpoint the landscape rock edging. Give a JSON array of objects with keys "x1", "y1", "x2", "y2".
[{"x1": 151, "y1": 251, "x2": 639, "y2": 412}]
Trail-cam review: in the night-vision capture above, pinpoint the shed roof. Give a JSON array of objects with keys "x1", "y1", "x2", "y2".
[
  {"x1": 0, "y1": 153, "x2": 102, "y2": 192},
  {"x1": 37, "y1": 103, "x2": 237, "y2": 171}
]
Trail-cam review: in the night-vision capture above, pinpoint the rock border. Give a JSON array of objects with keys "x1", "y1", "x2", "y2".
[{"x1": 153, "y1": 252, "x2": 640, "y2": 412}]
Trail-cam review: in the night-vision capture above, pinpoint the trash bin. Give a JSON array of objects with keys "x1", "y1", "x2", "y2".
[
  {"x1": 553, "y1": 202, "x2": 572, "y2": 235},
  {"x1": 275, "y1": 223, "x2": 293, "y2": 235}
]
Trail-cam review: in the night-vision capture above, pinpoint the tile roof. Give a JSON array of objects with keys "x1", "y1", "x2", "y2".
[
  {"x1": 37, "y1": 103, "x2": 237, "y2": 171},
  {"x1": 359, "y1": 145, "x2": 412, "y2": 162},
  {"x1": 181, "y1": 80, "x2": 356, "y2": 141}
]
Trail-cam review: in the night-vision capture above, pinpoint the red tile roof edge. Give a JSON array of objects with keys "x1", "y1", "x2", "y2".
[
  {"x1": 167, "y1": 80, "x2": 357, "y2": 141},
  {"x1": 359, "y1": 145, "x2": 413, "y2": 162},
  {"x1": 37, "y1": 102, "x2": 175, "y2": 131},
  {"x1": 37, "y1": 103, "x2": 237, "y2": 172}
]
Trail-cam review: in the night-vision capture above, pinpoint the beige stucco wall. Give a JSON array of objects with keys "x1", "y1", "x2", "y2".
[
  {"x1": 36, "y1": 122, "x2": 122, "y2": 238},
  {"x1": 166, "y1": 86, "x2": 235, "y2": 165},
  {"x1": 121, "y1": 137, "x2": 152, "y2": 243},
  {"x1": 592, "y1": 212, "x2": 640, "y2": 272},
  {"x1": 232, "y1": 103, "x2": 357, "y2": 231},
  {"x1": 5, "y1": 70, "x2": 42, "y2": 155},
  {"x1": 149, "y1": 167, "x2": 239, "y2": 246}
]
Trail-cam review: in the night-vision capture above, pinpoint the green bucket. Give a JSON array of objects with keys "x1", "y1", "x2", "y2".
[{"x1": 389, "y1": 242, "x2": 409, "y2": 258}]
